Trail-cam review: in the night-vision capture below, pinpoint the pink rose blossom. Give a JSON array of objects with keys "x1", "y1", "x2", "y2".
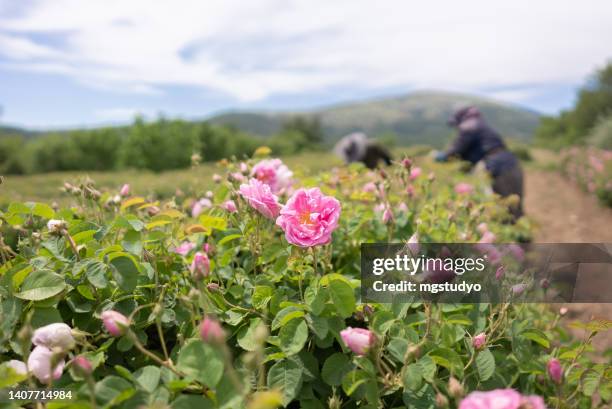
[
  {"x1": 239, "y1": 178, "x2": 281, "y2": 219},
  {"x1": 479, "y1": 231, "x2": 496, "y2": 244},
  {"x1": 32, "y1": 323, "x2": 75, "y2": 351},
  {"x1": 472, "y1": 332, "x2": 486, "y2": 349},
  {"x1": 276, "y1": 187, "x2": 341, "y2": 247},
  {"x1": 120, "y1": 184, "x2": 130, "y2": 197},
  {"x1": 382, "y1": 206, "x2": 393, "y2": 224},
  {"x1": 28, "y1": 345, "x2": 65, "y2": 384},
  {"x1": 512, "y1": 283, "x2": 527, "y2": 296},
  {"x1": 230, "y1": 172, "x2": 245, "y2": 182},
  {"x1": 507, "y1": 244, "x2": 525, "y2": 262},
  {"x1": 222, "y1": 200, "x2": 237, "y2": 213},
  {"x1": 173, "y1": 241, "x2": 196, "y2": 256},
  {"x1": 398, "y1": 202, "x2": 408, "y2": 213},
  {"x1": 190, "y1": 252, "x2": 210, "y2": 278},
  {"x1": 407, "y1": 232, "x2": 420, "y2": 255},
  {"x1": 240, "y1": 162, "x2": 249, "y2": 173},
  {"x1": 406, "y1": 184, "x2": 415, "y2": 197},
  {"x1": 340, "y1": 327, "x2": 375, "y2": 356},
  {"x1": 200, "y1": 317, "x2": 226, "y2": 344},
  {"x1": 455, "y1": 182, "x2": 474, "y2": 194},
  {"x1": 459, "y1": 389, "x2": 535, "y2": 409},
  {"x1": 251, "y1": 158, "x2": 293, "y2": 193},
  {"x1": 101, "y1": 310, "x2": 130, "y2": 337},
  {"x1": 547, "y1": 358, "x2": 563, "y2": 384},
  {"x1": 73, "y1": 355, "x2": 93, "y2": 375},
  {"x1": 477, "y1": 223, "x2": 488, "y2": 234},
  {"x1": 7, "y1": 360, "x2": 27, "y2": 376},
  {"x1": 409, "y1": 167, "x2": 422, "y2": 181},
  {"x1": 401, "y1": 157, "x2": 412, "y2": 169},
  {"x1": 192, "y1": 198, "x2": 212, "y2": 218},
  {"x1": 495, "y1": 265, "x2": 505, "y2": 280},
  {"x1": 363, "y1": 182, "x2": 377, "y2": 193}
]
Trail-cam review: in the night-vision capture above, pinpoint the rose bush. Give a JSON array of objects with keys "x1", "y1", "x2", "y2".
[
  {"x1": 560, "y1": 147, "x2": 612, "y2": 207},
  {"x1": 0, "y1": 153, "x2": 610, "y2": 408}
]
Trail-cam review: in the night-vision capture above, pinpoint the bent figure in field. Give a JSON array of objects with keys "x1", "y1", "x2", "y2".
[
  {"x1": 334, "y1": 132, "x2": 393, "y2": 169},
  {"x1": 436, "y1": 107, "x2": 524, "y2": 220}
]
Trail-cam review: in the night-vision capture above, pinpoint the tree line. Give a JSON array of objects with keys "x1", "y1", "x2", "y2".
[{"x1": 0, "y1": 116, "x2": 324, "y2": 175}]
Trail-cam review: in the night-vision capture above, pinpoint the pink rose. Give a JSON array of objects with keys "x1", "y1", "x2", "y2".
[
  {"x1": 406, "y1": 232, "x2": 420, "y2": 255},
  {"x1": 406, "y1": 184, "x2": 415, "y2": 197},
  {"x1": 120, "y1": 184, "x2": 130, "y2": 197},
  {"x1": 363, "y1": 182, "x2": 377, "y2": 193},
  {"x1": 101, "y1": 310, "x2": 130, "y2": 337},
  {"x1": 455, "y1": 182, "x2": 474, "y2": 194},
  {"x1": 192, "y1": 198, "x2": 212, "y2": 218},
  {"x1": 28, "y1": 345, "x2": 65, "y2": 384},
  {"x1": 32, "y1": 323, "x2": 75, "y2": 351},
  {"x1": 200, "y1": 317, "x2": 226, "y2": 344},
  {"x1": 212, "y1": 174, "x2": 222, "y2": 183},
  {"x1": 459, "y1": 389, "x2": 521, "y2": 409},
  {"x1": 173, "y1": 241, "x2": 196, "y2": 256},
  {"x1": 340, "y1": 327, "x2": 375, "y2": 356},
  {"x1": 398, "y1": 202, "x2": 408, "y2": 213},
  {"x1": 276, "y1": 187, "x2": 341, "y2": 247},
  {"x1": 230, "y1": 172, "x2": 245, "y2": 182},
  {"x1": 251, "y1": 158, "x2": 293, "y2": 194},
  {"x1": 477, "y1": 223, "x2": 488, "y2": 234},
  {"x1": 239, "y1": 178, "x2": 281, "y2": 219},
  {"x1": 190, "y1": 252, "x2": 210, "y2": 278},
  {"x1": 479, "y1": 231, "x2": 496, "y2": 244},
  {"x1": 472, "y1": 332, "x2": 486, "y2": 350},
  {"x1": 512, "y1": 283, "x2": 527, "y2": 296},
  {"x1": 495, "y1": 265, "x2": 505, "y2": 280},
  {"x1": 73, "y1": 355, "x2": 93, "y2": 375},
  {"x1": 507, "y1": 244, "x2": 525, "y2": 262},
  {"x1": 223, "y1": 200, "x2": 237, "y2": 213},
  {"x1": 382, "y1": 206, "x2": 393, "y2": 224},
  {"x1": 547, "y1": 358, "x2": 563, "y2": 384},
  {"x1": 410, "y1": 167, "x2": 422, "y2": 181}
]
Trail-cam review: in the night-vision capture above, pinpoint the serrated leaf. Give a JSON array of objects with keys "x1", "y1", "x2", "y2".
[
  {"x1": 475, "y1": 348, "x2": 495, "y2": 381},
  {"x1": 267, "y1": 359, "x2": 303, "y2": 406},
  {"x1": 14, "y1": 269, "x2": 66, "y2": 301}
]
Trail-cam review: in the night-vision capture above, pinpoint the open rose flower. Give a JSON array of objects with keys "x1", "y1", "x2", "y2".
[
  {"x1": 173, "y1": 241, "x2": 196, "y2": 256},
  {"x1": 101, "y1": 310, "x2": 130, "y2": 337},
  {"x1": 32, "y1": 323, "x2": 75, "y2": 351},
  {"x1": 340, "y1": 327, "x2": 375, "y2": 356},
  {"x1": 239, "y1": 178, "x2": 281, "y2": 219},
  {"x1": 28, "y1": 345, "x2": 65, "y2": 384},
  {"x1": 410, "y1": 167, "x2": 422, "y2": 181},
  {"x1": 251, "y1": 158, "x2": 293, "y2": 194},
  {"x1": 459, "y1": 389, "x2": 545, "y2": 409},
  {"x1": 276, "y1": 187, "x2": 341, "y2": 247},
  {"x1": 455, "y1": 182, "x2": 474, "y2": 195}
]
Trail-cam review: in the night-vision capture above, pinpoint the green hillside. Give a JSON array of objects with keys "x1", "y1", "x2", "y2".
[{"x1": 209, "y1": 91, "x2": 541, "y2": 147}]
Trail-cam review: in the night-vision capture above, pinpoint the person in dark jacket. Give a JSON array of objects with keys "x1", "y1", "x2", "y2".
[
  {"x1": 334, "y1": 132, "x2": 393, "y2": 169},
  {"x1": 436, "y1": 107, "x2": 524, "y2": 220}
]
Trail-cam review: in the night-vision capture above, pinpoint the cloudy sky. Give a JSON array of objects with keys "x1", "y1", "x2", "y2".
[{"x1": 1, "y1": 0, "x2": 611, "y2": 128}]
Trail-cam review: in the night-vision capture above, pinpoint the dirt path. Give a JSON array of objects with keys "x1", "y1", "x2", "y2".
[{"x1": 524, "y1": 168, "x2": 612, "y2": 351}]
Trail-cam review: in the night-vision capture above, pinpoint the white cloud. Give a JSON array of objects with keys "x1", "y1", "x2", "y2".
[
  {"x1": 93, "y1": 107, "x2": 151, "y2": 121},
  {"x1": 1, "y1": 0, "x2": 611, "y2": 104}
]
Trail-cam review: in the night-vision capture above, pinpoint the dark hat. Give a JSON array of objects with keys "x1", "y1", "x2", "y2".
[{"x1": 447, "y1": 106, "x2": 481, "y2": 127}]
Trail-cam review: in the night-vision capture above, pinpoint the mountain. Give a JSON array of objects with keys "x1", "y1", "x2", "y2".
[{"x1": 209, "y1": 91, "x2": 540, "y2": 147}]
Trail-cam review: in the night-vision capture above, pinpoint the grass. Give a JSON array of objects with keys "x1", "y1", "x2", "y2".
[{"x1": 0, "y1": 151, "x2": 346, "y2": 206}]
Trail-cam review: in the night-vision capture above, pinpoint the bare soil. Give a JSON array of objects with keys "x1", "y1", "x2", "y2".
[{"x1": 524, "y1": 168, "x2": 612, "y2": 352}]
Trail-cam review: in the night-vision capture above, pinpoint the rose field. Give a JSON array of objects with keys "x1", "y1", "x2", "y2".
[{"x1": 0, "y1": 149, "x2": 611, "y2": 409}]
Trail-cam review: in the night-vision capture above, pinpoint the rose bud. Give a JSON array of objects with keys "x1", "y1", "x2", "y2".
[
  {"x1": 495, "y1": 265, "x2": 505, "y2": 280},
  {"x1": 206, "y1": 282, "x2": 220, "y2": 292},
  {"x1": 547, "y1": 358, "x2": 563, "y2": 384},
  {"x1": 212, "y1": 174, "x2": 223, "y2": 183},
  {"x1": 100, "y1": 310, "x2": 130, "y2": 337},
  {"x1": 223, "y1": 200, "x2": 238, "y2": 213},
  {"x1": 200, "y1": 317, "x2": 226, "y2": 344},
  {"x1": 435, "y1": 393, "x2": 449, "y2": 408},
  {"x1": 73, "y1": 355, "x2": 93, "y2": 376},
  {"x1": 540, "y1": 278, "x2": 550, "y2": 289},
  {"x1": 47, "y1": 219, "x2": 67, "y2": 234},
  {"x1": 472, "y1": 332, "x2": 486, "y2": 350},
  {"x1": 512, "y1": 283, "x2": 527, "y2": 296},
  {"x1": 340, "y1": 327, "x2": 375, "y2": 356},
  {"x1": 401, "y1": 157, "x2": 412, "y2": 169},
  {"x1": 32, "y1": 323, "x2": 75, "y2": 351},
  {"x1": 190, "y1": 252, "x2": 210, "y2": 279},
  {"x1": 120, "y1": 184, "x2": 130, "y2": 197},
  {"x1": 448, "y1": 376, "x2": 464, "y2": 398},
  {"x1": 382, "y1": 207, "x2": 393, "y2": 224}
]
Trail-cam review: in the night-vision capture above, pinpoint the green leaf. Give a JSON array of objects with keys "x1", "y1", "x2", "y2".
[
  {"x1": 171, "y1": 395, "x2": 214, "y2": 409},
  {"x1": 32, "y1": 202, "x2": 55, "y2": 219},
  {"x1": 176, "y1": 339, "x2": 224, "y2": 388},
  {"x1": 387, "y1": 338, "x2": 409, "y2": 363},
  {"x1": 582, "y1": 369, "x2": 602, "y2": 397},
  {"x1": 429, "y1": 348, "x2": 464, "y2": 377},
  {"x1": 475, "y1": 348, "x2": 495, "y2": 381},
  {"x1": 267, "y1": 359, "x2": 303, "y2": 406},
  {"x1": 417, "y1": 355, "x2": 436, "y2": 383},
  {"x1": 328, "y1": 279, "x2": 355, "y2": 318},
  {"x1": 14, "y1": 269, "x2": 66, "y2": 301},
  {"x1": 85, "y1": 260, "x2": 108, "y2": 289},
  {"x1": 252, "y1": 285, "x2": 273, "y2": 309},
  {"x1": 403, "y1": 363, "x2": 423, "y2": 391},
  {"x1": 134, "y1": 365, "x2": 161, "y2": 393},
  {"x1": 521, "y1": 328, "x2": 550, "y2": 348},
  {"x1": 237, "y1": 318, "x2": 263, "y2": 351},
  {"x1": 279, "y1": 318, "x2": 308, "y2": 356},
  {"x1": 109, "y1": 253, "x2": 139, "y2": 292},
  {"x1": 94, "y1": 376, "x2": 136, "y2": 407},
  {"x1": 321, "y1": 353, "x2": 351, "y2": 386}
]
